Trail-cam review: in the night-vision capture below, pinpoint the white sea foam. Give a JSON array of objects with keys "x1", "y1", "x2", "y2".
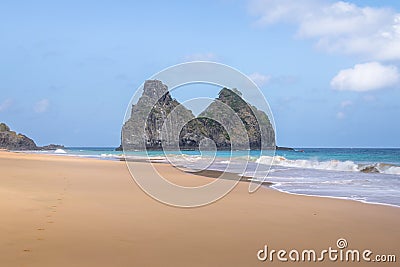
[
  {"x1": 382, "y1": 166, "x2": 400, "y2": 175},
  {"x1": 54, "y1": 149, "x2": 67, "y2": 154},
  {"x1": 321, "y1": 180, "x2": 355, "y2": 185},
  {"x1": 256, "y1": 155, "x2": 400, "y2": 175},
  {"x1": 257, "y1": 156, "x2": 358, "y2": 171}
]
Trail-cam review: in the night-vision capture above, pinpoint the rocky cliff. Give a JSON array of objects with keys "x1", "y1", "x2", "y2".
[
  {"x1": 0, "y1": 123, "x2": 38, "y2": 150},
  {"x1": 195, "y1": 88, "x2": 275, "y2": 149},
  {"x1": 119, "y1": 80, "x2": 275, "y2": 151},
  {"x1": 120, "y1": 80, "x2": 196, "y2": 150},
  {"x1": 0, "y1": 123, "x2": 65, "y2": 151}
]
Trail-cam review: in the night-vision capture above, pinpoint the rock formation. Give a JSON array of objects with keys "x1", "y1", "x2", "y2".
[
  {"x1": 120, "y1": 80, "x2": 196, "y2": 150},
  {"x1": 194, "y1": 88, "x2": 275, "y2": 149},
  {"x1": 119, "y1": 80, "x2": 276, "y2": 151},
  {"x1": 0, "y1": 123, "x2": 65, "y2": 151},
  {"x1": 0, "y1": 123, "x2": 38, "y2": 150},
  {"x1": 41, "y1": 144, "x2": 65, "y2": 150}
]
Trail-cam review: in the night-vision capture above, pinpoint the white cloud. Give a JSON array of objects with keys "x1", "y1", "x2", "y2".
[
  {"x1": 249, "y1": 0, "x2": 319, "y2": 24},
  {"x1": 340, "y1": 100, "x2": 353, "y2": 108},
  {"x1": 183, "y1": 53, "x2": 217, "y2": 61},
  {"x1": 336, "y1": 111, "x2": 345, "y2": 119},
  {"x1": 331, "y1": 62, "x2": 399, "y2": 91},
  {"x1": 248, "y1": 72, "x2": 271, "y2": 87},
  {"x1": 0, "y1": 99, "x2": 13, "y2": 112},
  {"x1": 248, "y1": 0, "x2": 400, "y2": 61},
  {"x1": 34, "y1": 99, "x2": 49, "y2": 113}
]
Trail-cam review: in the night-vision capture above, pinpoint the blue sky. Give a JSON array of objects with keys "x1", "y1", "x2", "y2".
[{"x1": 1, "y1": 0, "x2": 400, "y2": 147}]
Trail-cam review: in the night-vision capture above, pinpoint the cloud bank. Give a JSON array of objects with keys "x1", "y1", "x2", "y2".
[
  {"x1": 249, "y1": 0, "x2": 400, "y2": 61},
  {"x1": 249, "y1": 0, "x2": 400, "y2": 91},
  {"x1": 331, "y1": 62, "x2": 399, "y2": 91}
]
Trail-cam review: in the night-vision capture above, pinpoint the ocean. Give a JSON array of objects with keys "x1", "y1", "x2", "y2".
[{"x1": 30, "y1": 147, "x2": 400, "y2": 207}]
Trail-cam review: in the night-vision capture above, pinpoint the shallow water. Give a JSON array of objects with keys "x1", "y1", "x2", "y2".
[{"x1": 27, "y1": 147, "x2": 400, "y2": 207}]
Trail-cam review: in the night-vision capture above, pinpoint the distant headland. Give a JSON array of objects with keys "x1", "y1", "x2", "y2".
[{"x1": 0, "y1": 123, "x2": 64, "y2": 151}]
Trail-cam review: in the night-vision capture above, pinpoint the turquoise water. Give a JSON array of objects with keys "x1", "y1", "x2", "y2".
[
  {"x1": 61, "y1": 147, "x2": 400, "y2": 163},
  {"x1": 32, "y1": 147, "x2": 400, "y2": 207},
  {"x1": 45, "y1": 147, "x2": 400, "y2": 164}
]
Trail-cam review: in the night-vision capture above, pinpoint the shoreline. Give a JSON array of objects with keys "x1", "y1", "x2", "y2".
[
  {"x1": 184, "y1": 167, "x2": 400, "y2": 209},
  {"x1": 269, "y1": 184, "x2": 400, "y2": 209},
  {"x1": 5, "y1": 150, "x2": 400, "y2": 208}
]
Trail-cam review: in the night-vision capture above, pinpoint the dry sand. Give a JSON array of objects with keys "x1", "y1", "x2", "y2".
[{"x1": 0, "y1": 151, "x2": 399, "y2": 266}]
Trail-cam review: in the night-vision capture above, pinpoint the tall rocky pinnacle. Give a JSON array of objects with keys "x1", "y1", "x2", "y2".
[
  {"x1": 119, "y1": 80, "x2": 276, "y2": 151},
  {"x1": 120, "y1": 80, "x2": 196, "y2": 150},
  {"x1": 195, "y1": 88, "x2": 275, "y2": 149}
]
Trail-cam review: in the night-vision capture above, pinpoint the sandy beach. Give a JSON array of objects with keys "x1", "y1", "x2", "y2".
[{"x1": 0, "y1": 151, "x2": 399, "y2": 266}]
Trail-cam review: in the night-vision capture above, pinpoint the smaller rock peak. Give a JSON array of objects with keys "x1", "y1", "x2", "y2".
[
  {"x1": 0, "y1": 123, "x2": 10, "y2": 132},
  {"x1": 143, "y1": 80, "x2": 169, "y2": 100}
]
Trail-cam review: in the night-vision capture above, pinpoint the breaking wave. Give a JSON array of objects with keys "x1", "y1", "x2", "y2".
[
  {"x1": 256, "y1": 156, "x2": 400, "y2": 175},
  {"x1": 54, "y1": 149, "x2": 67, "y2": 154}
]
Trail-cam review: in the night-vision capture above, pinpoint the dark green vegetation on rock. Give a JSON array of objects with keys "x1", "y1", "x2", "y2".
[{"x1": 120, "y1": 80, "x2": 276, "y2": 151}]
